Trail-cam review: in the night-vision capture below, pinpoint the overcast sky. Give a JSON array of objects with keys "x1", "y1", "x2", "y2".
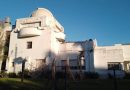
[{"x1": 0, "y1": 0, "x2": 130, "y2": 46}]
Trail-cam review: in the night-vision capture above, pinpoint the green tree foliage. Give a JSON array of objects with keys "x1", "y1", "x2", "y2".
[
  {"x1": 0, "y1": 21, "x2": 8, "y2": 61},
  {"x1": 0, "y1": 21, "x2": 4, "y2": 60}
]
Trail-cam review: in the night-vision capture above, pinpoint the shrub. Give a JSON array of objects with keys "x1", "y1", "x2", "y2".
[
  {"x1": 40, "y1": 71, "x2": 67, "y2": 79},
  {"x1": 0, "y1": 70, "x2": 8, "y2": 78},
  {"x1": 8, "y1": 72, "x2": 17, "y2": 78},
  {"x1": 74, "y1": 72, "x2": 81, "y2": 79},
  {"x1": 55, "y1": 72, "x2": 65, "y2": 79},
  {"x1": 42, "y1": 70, "x2": 52, "y2": 79},
  {"x1": 84, "y1": 72, "x2": 99, "y2": 79},
  {"x1": 108, "y1": 73, "x2": 114, "y2": 79},
  {"x1": 18, "y1": 69, "x2": 31, "y2": 78},
  {"x1": 124, "y1": 72, "x2": 130, "y2": 79}
]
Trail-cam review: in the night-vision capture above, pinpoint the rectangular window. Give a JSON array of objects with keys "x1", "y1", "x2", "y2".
[
  {"x1": 12, "y1": 62, "x2": 15, "y2": 67},
  {"x1": 27, "y1": 41, "x2": 32, "y2": 49},
  {"x1": 108, "y1": 62, "x2": 121, "y2": 70},
  {"x1": 60, "y1": 59, "x2": 85, "y2": 70}
]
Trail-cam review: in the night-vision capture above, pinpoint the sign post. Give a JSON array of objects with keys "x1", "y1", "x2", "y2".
[{"x1": 21, "y1": 59, "x2": 26, "y2": 83}]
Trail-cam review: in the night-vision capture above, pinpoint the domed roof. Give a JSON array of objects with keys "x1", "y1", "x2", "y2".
[{"x1": 31, "y1": 8, "x2": 53, "y2": 17}]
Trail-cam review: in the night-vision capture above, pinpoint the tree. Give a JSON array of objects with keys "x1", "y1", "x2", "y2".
[
  {"x1": 0, "y1": 20, "x2": 9, "y2": 72},
  {"x1": 0, "y1": 21, "x2": 5, "y2": 60}
]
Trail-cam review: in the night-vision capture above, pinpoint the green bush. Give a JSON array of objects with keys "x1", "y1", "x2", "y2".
[
  {"x1": 56, "y1": 71, "x2": 65, "y2": 79},
  {"x1": 18, "y1": 69, "x2": 31, "y2": 78},
  {"x1": 124, "y1": 72, "x2": 130, "y2": 79},
  {"x1": 84, "y1": 72, "x2": 99, "y2": 79},
  {"x1": 8, "y1": 72, "x2": 17, "y2": 78},
  {"x1": 0, "y1": 70, "x2": 8, "y2": 78},
  {"x1": 41, "y1": 70, "x2": 52, "y2": 79}
]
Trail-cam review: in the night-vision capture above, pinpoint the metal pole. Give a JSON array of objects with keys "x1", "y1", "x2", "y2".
[
  {"x1": 113, "y1": 69, "x2": 117, "y2": 90},
  {"x1": 51, "y1": 59, "x2": 57, "y2": 90},
  {"x1": 21, "y1": 60, "x2": 25, "y2": 83},
  {"x1": 79, "y1": 58, "x2": 82, "y2": 80},
  {"x1": 64, "y1": 66, "x2": 67, "y2": 90}
]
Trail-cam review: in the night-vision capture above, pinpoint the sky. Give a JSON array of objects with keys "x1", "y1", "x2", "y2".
[{"x1": 0, "y1": 0, "x2": 130, "y2": 46}]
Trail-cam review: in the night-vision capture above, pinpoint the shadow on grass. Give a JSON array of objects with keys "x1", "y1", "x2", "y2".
[
  {"x1": 0, "y1": 78, "x2": 44, "y2": 90},
  {"x1": 1, "y1": 78, "x2": 130, "y2": 90}
]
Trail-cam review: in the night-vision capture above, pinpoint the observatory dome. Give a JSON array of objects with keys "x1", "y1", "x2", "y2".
[{"x1": 31, "y1": 8, "x2": 53, "y2": 17}]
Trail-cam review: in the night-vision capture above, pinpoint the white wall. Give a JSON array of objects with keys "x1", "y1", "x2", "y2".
[
  {"x1": 7, "y1": 8, "x2": 65, "y2": 73},
  {"x1": 7, "y1": 28, "x2": 51, "y2": 73},
  {"x1": 58, "y1": 42, "x2": 85, "y2": 67},
  {"x1": 94, "y1": 45, "x2": 124, "y2": 78},
  {"x1": 122, "y1": 45, "x2": 130, "y2": 61}
]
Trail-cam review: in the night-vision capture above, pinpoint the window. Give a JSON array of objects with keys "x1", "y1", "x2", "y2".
[
  {"x1": 12, "y1": 62, "x2": 15, "y2": 67},
  {"x1": 108, "y1": 62, "x2": 121, "y2": 70},
  {"x1": 70, "y1": 66, "x2": 85, "y2": 70},
  {"x1": 69, "y1": 59, "x2": 78, "y2": 66},
  {"x1": 27, "y1": 41, "x2": 32, "y2": 49},
  {"x1": 60, "y1": 59, "x2": 85, "y2": 70}
]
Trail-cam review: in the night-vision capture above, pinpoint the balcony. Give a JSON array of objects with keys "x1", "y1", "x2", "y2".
[
  {"x1": 55, "y1": 32, "x2": 65, "y2": 41},
  {"x1": 18, "y1": 27, "x2": 41, "y2": 38}
]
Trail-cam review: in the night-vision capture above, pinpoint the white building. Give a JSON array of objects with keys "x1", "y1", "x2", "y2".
[
  {"x1": 95, "y1": 44, "x2": 130, "y2": 78},
  {"x1": 5, "y1": 8, "x2": 130, "y2": 78}
]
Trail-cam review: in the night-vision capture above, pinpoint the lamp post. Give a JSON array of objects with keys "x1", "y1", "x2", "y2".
[
  {"x1": 109, "y1": 64, "x2": 118, "y2": 90},
  {"x1": 79, "y1": 56, "x2": 84, "y2": 80},
  {"x1": 80, "y1": 56, "x2": 85, "y2": 66},
  {"x1": 112, "y1": 67, "x2": 118, "y2": 90}
]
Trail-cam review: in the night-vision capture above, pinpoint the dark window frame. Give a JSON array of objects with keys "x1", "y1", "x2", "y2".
[
  {"x1": 108, "y1": 62, "x2": 121, "y2": 70},
  {"x1": 27, "y1": 41, "x2": 32, "y2": 49}
]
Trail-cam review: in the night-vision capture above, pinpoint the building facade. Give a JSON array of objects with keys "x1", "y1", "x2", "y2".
[
  {"x1": 94, "y1": 44, "x2": 130, "y2": 78},
  {"x1": 5, "y1": 8, "x2": 130, "y2": 78}
]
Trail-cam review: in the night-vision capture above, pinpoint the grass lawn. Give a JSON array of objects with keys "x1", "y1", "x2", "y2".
[
  {"x1": 0, "y1": 78, "x2": 130, "y2": 90},
  {"x1": 0, "y1": 78, "x2": 44, "y2": 90}
]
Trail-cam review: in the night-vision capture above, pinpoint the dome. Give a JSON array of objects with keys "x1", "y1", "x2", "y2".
[{"x1": 31, "y1": 8, "x2": 53, "y2": 17}]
